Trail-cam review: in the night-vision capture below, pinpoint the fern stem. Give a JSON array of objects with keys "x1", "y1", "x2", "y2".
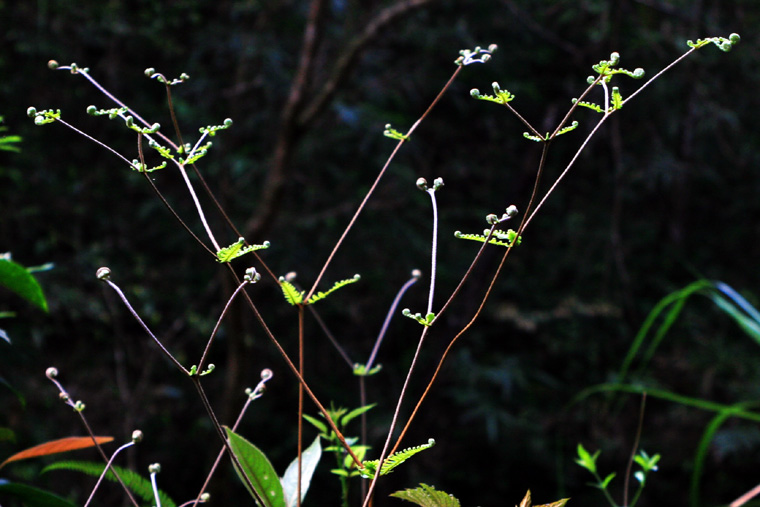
[
  {"x1": 196, "y1": 278, "x2": 250, "y2": 373},
  {"x1": 426, "y1": 188, "x2": 439, "y2": 316},
  {"x1": 305, "y1": 65, "x2": 462, "y2": 304},
  {"x1": 365, "y1": 271, "x2": 420, "y2": 371},
  {"x1": 83, "y1": 441, "x2": 135, "y2": 507},
  {"x1": 103, "y1": 278, "x2": 188, "y2": 375},
  {"x1": 149, "y1": 468, "x2": 162, "y2": 507},
  {"x1": 362, "y1": 326, "x2": 431, "y2": 507}
]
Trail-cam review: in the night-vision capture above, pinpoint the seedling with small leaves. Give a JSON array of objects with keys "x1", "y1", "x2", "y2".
[
  {"x1": 575, "y1": 443, "x2": 660, "y2": 507},
  {"x1": 305, "y1": 405, "x2": 375, "y2": 507}
]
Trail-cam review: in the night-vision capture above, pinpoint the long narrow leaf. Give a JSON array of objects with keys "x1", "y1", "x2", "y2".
[
  {"x1": 42, "y1": 460, "x2": 176, "y2": 507},
  {"x1": 707, "y1": 293, "x2": 760, "y2": 344},
  {"x1": 574, "y1": 383, "x2": 760, "y2": 422},
  {"x1": 281, "y1": 436, "x2": 322, "y2": 507},
  {"x1": 225, "y1": 427, "x2": 285, "y2": 507},
  {"x1": 0, "y1": 479, "x2": 77, "y2": 507},
  {"x1": 0, "y1": 436, "x2": 113, "y2": 469},
  {"x1": 617, "y1": 280, "x2": 711, "y2": 382},
  {"x1": 714, "y1": 281, "x2": 760, "y2": 324},
  {"x1": 689, "y1": 409, "x2": 736, "y2": 507}
]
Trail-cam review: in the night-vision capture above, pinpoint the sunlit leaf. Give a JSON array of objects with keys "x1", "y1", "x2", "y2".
[{"x1": 0, "y1": 436, "x2": 113, "y2": 469}]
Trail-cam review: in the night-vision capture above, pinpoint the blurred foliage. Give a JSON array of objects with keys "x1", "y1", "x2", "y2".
[{"x1": 1, "y1": 1, "x2": 760, "y2": 506}]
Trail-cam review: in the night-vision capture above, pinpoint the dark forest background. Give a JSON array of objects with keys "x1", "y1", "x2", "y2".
[{"x1": 2, "y1": 1, "x2": 760, "y2": 506}]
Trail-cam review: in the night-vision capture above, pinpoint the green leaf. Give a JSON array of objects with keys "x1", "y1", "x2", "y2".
[
  {"x1": 340, "y1": 404, "x2": 376, "y2": 427},
  {"x1": 281, "y1": 436, "x2": 321, "y2": 507},
  {"x1": 0, "y1": 257, "x2": 48, "y2": 312},
  {"x1": 574, "y1": 443, "x2": 598, "y2": 473},
  {"x1": 599, "y1": 472, "x2": 616, "y2": 489},
  {"x1": 306, "y1": 274, "x2": 361, "y2": 304},
  {"x1": 352, "y1": 363, "x2": 382, "y2": 376},
  {"x1": 454, "y1": 229, "x2": 521, "y2": 248},
  {"x1": 708, "y1": 292, "x2": 760, "y2": 344},
  {"x1": 302, "y1": 414, "x2": 328, "y2": 435},
  {"x1": 225, "y1": 427, "x2": 286, "y2": 507},
  {"x1": 0, "y1": 480, "x2": 77, "y2": 507},
  {"x1": 390, "y1": 483, "x2": 461, "y2": 507},
  {"x1": 41, "y1": 460, "x2": 176, "y2": 507},
  {"x1": 279, "y1": 279, "x2": 304, "y2": 306},
  {"x1": 360, "y1": 439, "x2": 435, "y2": 479},
  {"x1": 216, "y1": 237, "x2": 270, "y2": 263}
]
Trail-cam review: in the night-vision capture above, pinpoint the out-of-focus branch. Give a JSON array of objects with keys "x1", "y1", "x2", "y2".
[
  {"x1": 297, "y1": 0, "x2": 436, "y2": 128},
  {"x1": 245, "y1": 0, "x2": 436, "y2": 240}
]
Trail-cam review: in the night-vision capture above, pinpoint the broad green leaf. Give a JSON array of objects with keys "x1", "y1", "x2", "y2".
[
  {"x1": 42, "y1": 460, "x2": 176, "y2": 507},
  {"x1": 0, "y1": 258, "x2": 48, "y2": 312},
  {"x1": 225, "y1": 427, "x2": 286, "y2": 507},
  {"x1": 390, "y1": 483, "x2": 460, "y2": 507},
  {"x1": 281, "y1": 436, "x2": 321, "y2": 507},
  {"x1": 0, "y1": 480, "x2": 76, "y2": 507}
]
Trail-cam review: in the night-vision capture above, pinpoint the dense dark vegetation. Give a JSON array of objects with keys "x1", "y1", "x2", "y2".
[{"x1": 1, "y1": 1, "x2": 759, "y2": 506}]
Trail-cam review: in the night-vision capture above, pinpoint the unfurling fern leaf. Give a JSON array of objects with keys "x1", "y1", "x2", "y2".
[
  {"x1": 454, "y1": 229, "x2": 521, "y2": 248},
  {"x1": 307, "y1": 274, "x2": 361, "y2": 304},
  {"x1": 279, "y1": 274, "x2": 361, "y2": 306},
  {"x1": 279, "y1": 278, "x2": 305, "y2": 305},
  {"x1": 390, "y1": 483, "x2": 460, "y2": 507},
  {"x1": 41, "y1": 460, "x2": 177, "y2": 507},
  {"x1": 360, "y1": 439, "x2": 435, "y2": 479},
  {"x1": 216, "y1": 237, "x2": 270, "y2": 263}
]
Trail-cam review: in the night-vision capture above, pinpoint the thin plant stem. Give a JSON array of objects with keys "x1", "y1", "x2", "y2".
[
  {"x1": 191, "y1": 378, "x2": 267, "y2": 506},
  {"x1": 150, "y1": 469, "x2": 162, "y2": 507},
  {"x1": 362, "y1": 326, "x2": 431, "y2": 507},
  {"x1": 83, "y1": 440, "x2": 135, "y2": 507},
  {"x1": 305, "y1": 65, "x2": 462, "y2": 303},
  {"x1": 45, "y1": 370, "x2": 140, "y2": 507},
  {"x1": 103, "y1": 278, "x2": 188, "y2": 375},
  {"x1": 297, "y1": 306, "x2": 305, "y2": 507},
  {"x1": 425, "y1": 187, "x2": 439, "y2": 315},
  {"x1": 624, "y1": 393, "x2": 647, "y2": 507},
  {"x1": 191, "y1": 370, "x2": 272, "y2": 507},
  {"x1": 136, "y1": 134, "x2": 216, "y2": 255},
  {"x1": 197, "y1": 278, "x2": 251, "y2": 373}
]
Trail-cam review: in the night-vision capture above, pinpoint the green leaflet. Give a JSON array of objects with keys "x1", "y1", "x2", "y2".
[
  {"x1": 279, "y1": 275, "x2": 361, "y2": 305},
  {"x1": 41, "y1": 460, "x2": 176, "y2": 507},
  {"x1": 454, "y1": 229, "x2": 521, "y2": 248},
  {"x1": 216, "y1": 237, "x2": 270, "y2": 263},
  {"x1": 360, "y1": 439, "x2": 435, "y2": 479},
  {"x1": 390, "y1": 483, "x2": 461, "y2": 507},
  {"x1": 0, "y1": 257, "x2": 48, "y2": 312}
]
